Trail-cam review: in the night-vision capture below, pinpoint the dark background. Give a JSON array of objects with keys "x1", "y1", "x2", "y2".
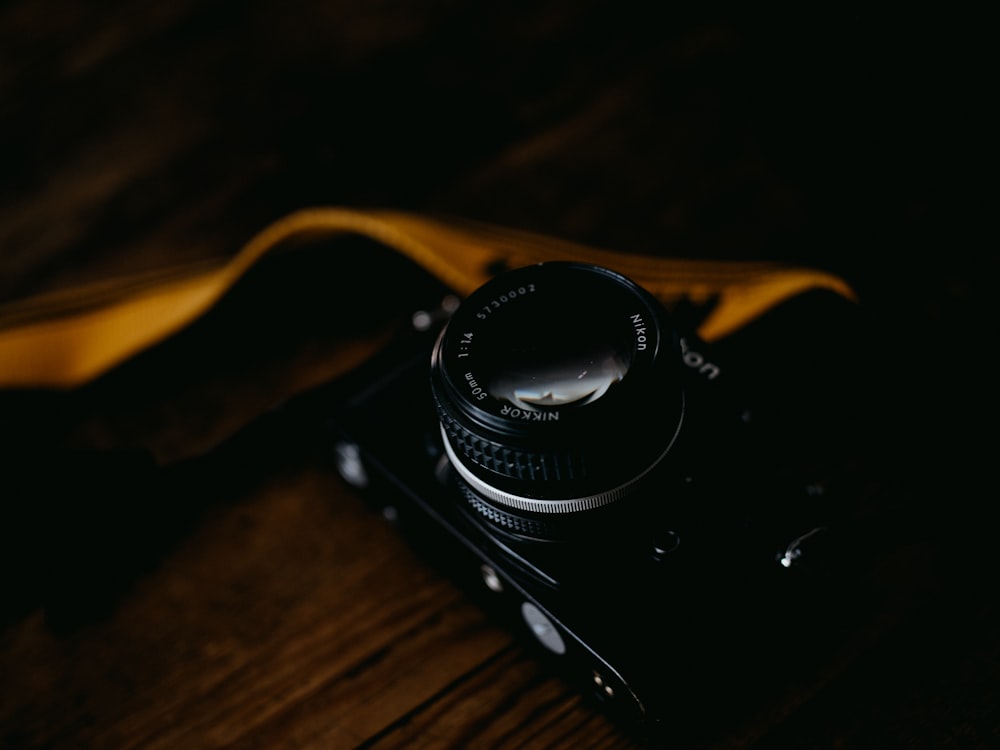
[{"x1": 1, "y1": 3, "x2": 994, "y2": 748}]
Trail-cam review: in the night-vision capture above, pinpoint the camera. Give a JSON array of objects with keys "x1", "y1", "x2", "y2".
[{"x1": 327, "y1": 260, "x2": 868, "y2": 744}]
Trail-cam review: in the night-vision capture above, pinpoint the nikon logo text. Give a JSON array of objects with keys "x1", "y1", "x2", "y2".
[
  {"x1": 679, "y1": 338, "x2": 720, "y2": 380},
  {"x1": 630, "y1": 314, "x2": 648, "y2": 351}
]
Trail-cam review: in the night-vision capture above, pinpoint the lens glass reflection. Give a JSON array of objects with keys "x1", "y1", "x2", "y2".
[{"x1": 489, "y1": 343, "x2": 629, "y2": 410}]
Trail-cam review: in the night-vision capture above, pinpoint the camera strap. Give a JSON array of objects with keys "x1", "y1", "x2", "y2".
[{"x1": 0, "y1": 207, "x2": 856, "y2": 389}]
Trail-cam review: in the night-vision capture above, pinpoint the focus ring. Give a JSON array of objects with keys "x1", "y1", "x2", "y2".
[{"x1": 437, "y1": 408, "x2": 585, "y2": 482}]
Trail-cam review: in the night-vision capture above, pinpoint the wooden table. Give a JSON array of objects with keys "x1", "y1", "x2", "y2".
[{"x1": 1, "y1": 4, "x2": 993, "y2": 748}]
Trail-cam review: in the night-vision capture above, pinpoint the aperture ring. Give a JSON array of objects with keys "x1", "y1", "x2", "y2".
[{"x1": 456, "y1": 480, "x2": 557, "y2": 539}]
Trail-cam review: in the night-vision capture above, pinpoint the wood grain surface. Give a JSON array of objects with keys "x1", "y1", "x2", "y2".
[{"x1": 0, "y1": 4, "x2": 993, "y2": 749}]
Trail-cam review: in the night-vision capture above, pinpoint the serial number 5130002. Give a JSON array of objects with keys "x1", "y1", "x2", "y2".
[{"x1": 476, "y1": 284, "x2": 537, "y2": 320}]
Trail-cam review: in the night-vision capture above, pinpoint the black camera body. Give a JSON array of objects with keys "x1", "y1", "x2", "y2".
[{"x1": 328, "y1": 261, "x2": 867, "y2": 744}]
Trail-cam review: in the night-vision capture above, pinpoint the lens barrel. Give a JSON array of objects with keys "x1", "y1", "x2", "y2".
[{"x1": 430, "y1": 263, "x2": 685, "y2": 539}]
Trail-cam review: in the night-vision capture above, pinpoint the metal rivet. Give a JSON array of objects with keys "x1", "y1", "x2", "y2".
[
  {"x1": 480, "y1": 564, "x2": 504, "y2": 593},
  {"x1": 333, "y1": 442, "x2": 368, "y2": 489}
]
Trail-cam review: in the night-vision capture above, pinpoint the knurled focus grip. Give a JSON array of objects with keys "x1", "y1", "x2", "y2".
[{"x1": 437, "y1": 408, "x2": 585, "y2": 483}]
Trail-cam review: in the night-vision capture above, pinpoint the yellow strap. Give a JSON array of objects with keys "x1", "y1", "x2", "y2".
[{"x1": 0, "y1": 207, "x2": 856, "y2": 390}]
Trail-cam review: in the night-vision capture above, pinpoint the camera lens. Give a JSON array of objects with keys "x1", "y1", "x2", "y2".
[{"x1": 430, "y1": 263, "x2": 685, "y2": 540}]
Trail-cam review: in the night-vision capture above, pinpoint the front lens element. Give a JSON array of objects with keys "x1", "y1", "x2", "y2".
[{"x1": 490, "y1": 342, "x2": 629, "y2": 410}]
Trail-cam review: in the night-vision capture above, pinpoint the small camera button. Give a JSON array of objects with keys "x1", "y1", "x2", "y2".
[
  {"x1": 521, "y1": 602, "x2": 566, "y2": 655},
  {"x1": 651, "y1": 530, "x2": 681, "y2": 561}
]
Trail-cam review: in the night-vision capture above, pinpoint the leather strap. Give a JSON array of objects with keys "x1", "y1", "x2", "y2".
[{"x1": 0, "y1": 207, "x2": 856, "y2": 389}]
